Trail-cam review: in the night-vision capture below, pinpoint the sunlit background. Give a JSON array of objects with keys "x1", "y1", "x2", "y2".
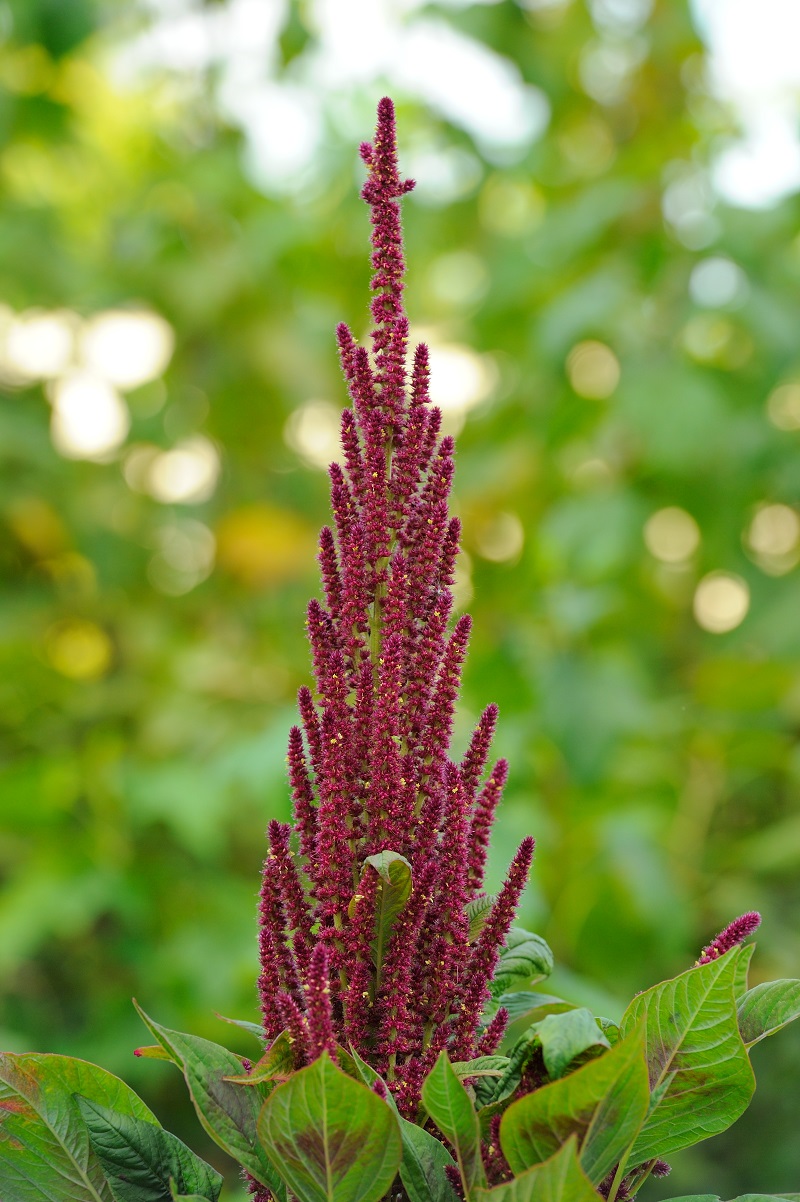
[{"x1": 3, "y1": 0, "x2": 800, "y2": 1196}]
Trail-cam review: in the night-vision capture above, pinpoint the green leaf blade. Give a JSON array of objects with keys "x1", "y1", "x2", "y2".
[
  {"x1": 620, "y1": 949, "x2": 755, "y2": 1163},
  {"x1": 257, "y1": 1051, "x2": 402, "y2": 1202},
  {"x1": 490, "y1": 929, "x2": 554, "y2": 1000},
  {"x1": 473, "y1": 1137, "x2": 598, "y2": 1202},
  {"x1": 536, "y1": 1009, "x2": 610, "y2": 1080},
  {"x1": 134, "y1": 1002, "x2": 284, "y2": 1200},
  {"x1": 737, "y1": 979, "x2": 800, "y2": 1047},
  {"x1": 0, "y1": 1052, "x2": 158, "y2": 1202},
  {"x1": 499, "y1": 1029, "x2": 649, "y2": 1185},
  {"x1": 421, "y1": 1051, "x2": 486, "y2": 1196},
  {"x1": 76, "y1": 1097, "x2": 222, "y2": 1202}
]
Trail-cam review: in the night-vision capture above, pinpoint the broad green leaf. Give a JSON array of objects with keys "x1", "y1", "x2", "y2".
[
  {"x1": 451, "y1": 1057, "x2": 510, "y2": 1081},
  {"x1": 363, "y1": 851, "x2": 412, "y2": 975},
  {"x1": 499, "y1": 1030, "x2": 649, "y2": 1186},
  {"x1": 76, "y1": 1096, "x2": 222, "y2": 1202},
  {"x1": 620, "y1": 949, "x2": 755, "y2": 1163},
  {"x1": 660, "y1": 1196, "x2": 800, "y2": 1201},
  {"x1": 472, "y1": 1137, "x2": 598, "y2": 1202},
  {"x1": 224, "y1": 1030, "x2": 295, "y2": 1084},
  {"x1": 466, "y1": 896, "x2": 495, "y2": 943},
  {"x1": 134, "y1": 1002, "x2": 285, "y2": 1200},
  {"x1": 0, "y1": 1052, "x2": 157, "y2": 1202},
  {"x1": 346, "y1": 1045, "x2": 458, "y2": 1202},
  {"x1": 536, "y1": 1009, "x2": 610, "y2": 1079},
  {"x1": 256, "y1": 1051, "x2": 402, "y2": 1202},
  {"x1": 481, "y1": 1026, "x2": 542, "y2": 1111},
  {"x1": 498, "y1": 993, "x2": 576, "y2": 1047},
  {"x1": 738, "y1": 979, "x2": 800, "y2": 1047},
  {"x1": 490, "y1": 929, "x2": 554, "y2": 999},
  {"x1": 421, "y1": 1051, "x2": 486, "y2": 1196}
]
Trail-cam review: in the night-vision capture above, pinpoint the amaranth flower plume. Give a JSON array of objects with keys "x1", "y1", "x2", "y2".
[{"x1": 256, "y1": 96, "x2": 534, "y2": 1118}]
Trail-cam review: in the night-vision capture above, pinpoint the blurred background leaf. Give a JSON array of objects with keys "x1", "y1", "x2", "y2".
[{"x1": 2, "y1": 0, "x2": 800, "y2": 1196}]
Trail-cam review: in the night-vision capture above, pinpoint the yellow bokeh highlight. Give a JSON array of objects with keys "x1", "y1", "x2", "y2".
[
  {"x1": 215, "y1": 505, "x2": 317, "y2": 588},
  {"x1": 644, "y1": 507, "x2": 701, "y2": 564},
  {"x1": 566, "y1": 340, "x2": 620, "y2": 399},
  {"x1": 45, "y1": 619, "x2": 113, "y2": 680},
  {"x1": 693, "y1": 572, "x2": 750, "y2": 634}
]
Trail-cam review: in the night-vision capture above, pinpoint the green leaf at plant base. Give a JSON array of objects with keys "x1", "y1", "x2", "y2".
[
  {"x1": 224, "y1": 1030, "x2": 295, "y2": 1084},
  {"x1": 499, "y1": 1029, "x2": 649, "y2": 1186},
  {"x1": 473, "y1": 1137, "x2": 598, "y2": 1202},
  {"x1": 660, "y1": 1195, "x2": 800, "y2": 1201},
  {"x1": 346, "y1": 1045, "x2": 459, "y2": 1202},
  {"x1": 536, "y1": 1008, "x2": 611, "y2": 1080},
  {"x1": 737, "y1": 979, "x2": 800, "y2": 1047},
  {"x1": 421, "y1": 1051, "x2": 486, "y2": 1196},
  {"x1": 490, "y1": 929, "x2": 554, "y2": 1000},
  {"x1": 76, "y1": 1096, "x2": 222, "y2": 1202},
  {"x1": 134, "y1": 1001, "x2": 285, "y2": 1200},
  {"x1": 452, "y1": 1057, "x2": 510, "y2": 1082},
  {"x1": 0, "y1": 1052, "x2": 158, "y2": 1202},
  {"x1": 256, "y1": 1051, "x2": 402, "y2": 1202},
  {"x1": 620, "y1": 948, "x2": 755, "y2": 1164}
]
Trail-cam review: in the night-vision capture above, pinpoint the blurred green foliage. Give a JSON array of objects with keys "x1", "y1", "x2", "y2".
[{"x1": 1, "y1": 0, "x2": 799, "y2": 1196}]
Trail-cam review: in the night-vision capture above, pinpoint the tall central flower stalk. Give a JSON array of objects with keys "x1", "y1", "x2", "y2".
[{"x1": 257, "y1": 98, "x2": 534, "y2": 1119}]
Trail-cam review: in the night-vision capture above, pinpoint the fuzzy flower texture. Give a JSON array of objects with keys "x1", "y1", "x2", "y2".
[{"x1": 256, "y1": 98, "x2": 534, "y2": 1117}]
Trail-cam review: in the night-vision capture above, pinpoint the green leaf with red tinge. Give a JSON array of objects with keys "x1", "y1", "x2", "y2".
[
  {"x1": 620, "y1": 948, "x2": 754, "y2": 1163},
  {"x1": 0, "y1": 1052, "x2": 158, "y2": 1202},
  {"x1": 134, "y1": 1001, "x2": 285, "y2": 1201},
  {"x1": 473, "y1": 1138, "x2": 598, "y2": 1202},
  {"x1": 499, "y1": 1029, "x2": 649, "y2": 1186},
  {"x1": 490, "y1": 929, "x2": 554, "y2": 1000},
  {"x1": 256, "y1": 1051, "x2": 402, "y2": 1202},
  {"x1": 362, "y1": 851, "x2": 412, "y2": 973}
]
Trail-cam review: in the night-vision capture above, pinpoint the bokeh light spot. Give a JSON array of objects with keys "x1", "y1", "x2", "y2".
[
  {"x1": 767, "y1": 382, "x2": 800, "y2": 430},
  {"x1": 5, "y1": 309, "x2": 77, "y2": 379},
  {"x1": 566, "y1": 340, "x2": 620, "y2": 399},
  {"x1": 689, "y1": 256, "x2": 748, "y2": 308},
  {"x1": 50, "y1": 372, "x2": 131, "y2": 460},
  {"x1": 644, "y1": 507, "x2": 701, "y2": 564},
  {"x1": 147, "y1": 436, "x2": 220, "y2": 504},
  {"x1": 745, "y1": 503, "x2": 800, "y2": 575},
  {"x1": 45, "y1": 619, "x2": 113, "y2": 680},
  {"x1": 693, "y1": 571, "x2": 750, "y2": 633},
  {"x1": 474, "y1": 511, "x2": 525, "y2": 563},
  {"x1": 81, "y1": 309, "x2": 175, "y2": 390},
  {"x1": 284, "y1": 400, "x2": 344, "y2": 471}
]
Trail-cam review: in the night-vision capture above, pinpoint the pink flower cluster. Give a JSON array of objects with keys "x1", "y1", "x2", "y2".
[{"x1": 256, "y1": 97, "x2": 533, "y2": 1115}]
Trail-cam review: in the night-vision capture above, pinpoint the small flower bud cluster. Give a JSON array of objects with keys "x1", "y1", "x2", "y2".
[
  {"x1": 257, "y1": 98, "x2": 533, "y2": 1116},
  {"x1": 696, "y1": 911, "x2": 761, "y2": 965}
]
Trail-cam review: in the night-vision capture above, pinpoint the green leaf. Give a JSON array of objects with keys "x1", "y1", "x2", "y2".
[
  {"x1": 733, "y1": 944, "x2": 755, "y2": 998},
  {"x1": 214, "y1": 1014, "x2": 268, "y2": 1044},
  {"x1": 536, "y1": 1009, "x2": 610, "y2": 1079},
  {"x1": 421, "y1": 1051, "x2": 486, "y2": 1197},
  {"x1": 466, "y1": 895, "x2": 495, "y2": 943},
  {"x1": 362, "y1": 851, "x2": 412, "y2": 973},
  {"x1": 472, "y1": 1137, "x2": 598, "y2": 1202},
  {"x1": 256, "y1": 1051, "x2": 402, "y2": 1202},
  {"x1": 480, "y1": 1025, "x2": 543, "y2": 1112},
  {"x1": 0, "y1": 1052, "x2": 158, "y2": 1202},
  {"x1": 490, "y1": 929, "x2": 554, "y2": 1000},
  {"x1": 134, "y1": 1002, "x2": 285, "y2": 1200},
  {"x1": 498, "y1": 993, "x2": 575, "y2": 1023},
  {"x1": 451, "y1": 1057, "x2": 510, "y2": 1082},
  {"x1": 499, "y1": 1030, "x2": 649, "y2": 1186},
  {"x1": 134, "y1": 1046, "x2": 175, "y2": 1063},
  {"x1": 224, "y1": 1030, "x2": 295, "y2": 1084},
  {"x1": 396, "y1": 1120, "x2": 459, "y2": 1202},
  {"x1": 346, "y1": 1047, "x2": 459, "y2": 1202},
  {"x1": 620, "y1": 949, "x2": 755, "y2": 1163},
  {"x1": 737, "y1": 979, "x2": 800, "y2": 1047},
  {"x1": 76, "y1": 1096, "x2": 222, "y2": 1202},
  {"x1": 659, "y1": 1196, "x2": 800, "y2": 1202}
]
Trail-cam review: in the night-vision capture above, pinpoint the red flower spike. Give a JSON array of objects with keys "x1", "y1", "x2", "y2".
[
  {"x1": 697, "y1": 911, "x2": 761, "y2": 965},
  {"x1": 255, "y1": 99, "x2": 533, "y2": 1111}
]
